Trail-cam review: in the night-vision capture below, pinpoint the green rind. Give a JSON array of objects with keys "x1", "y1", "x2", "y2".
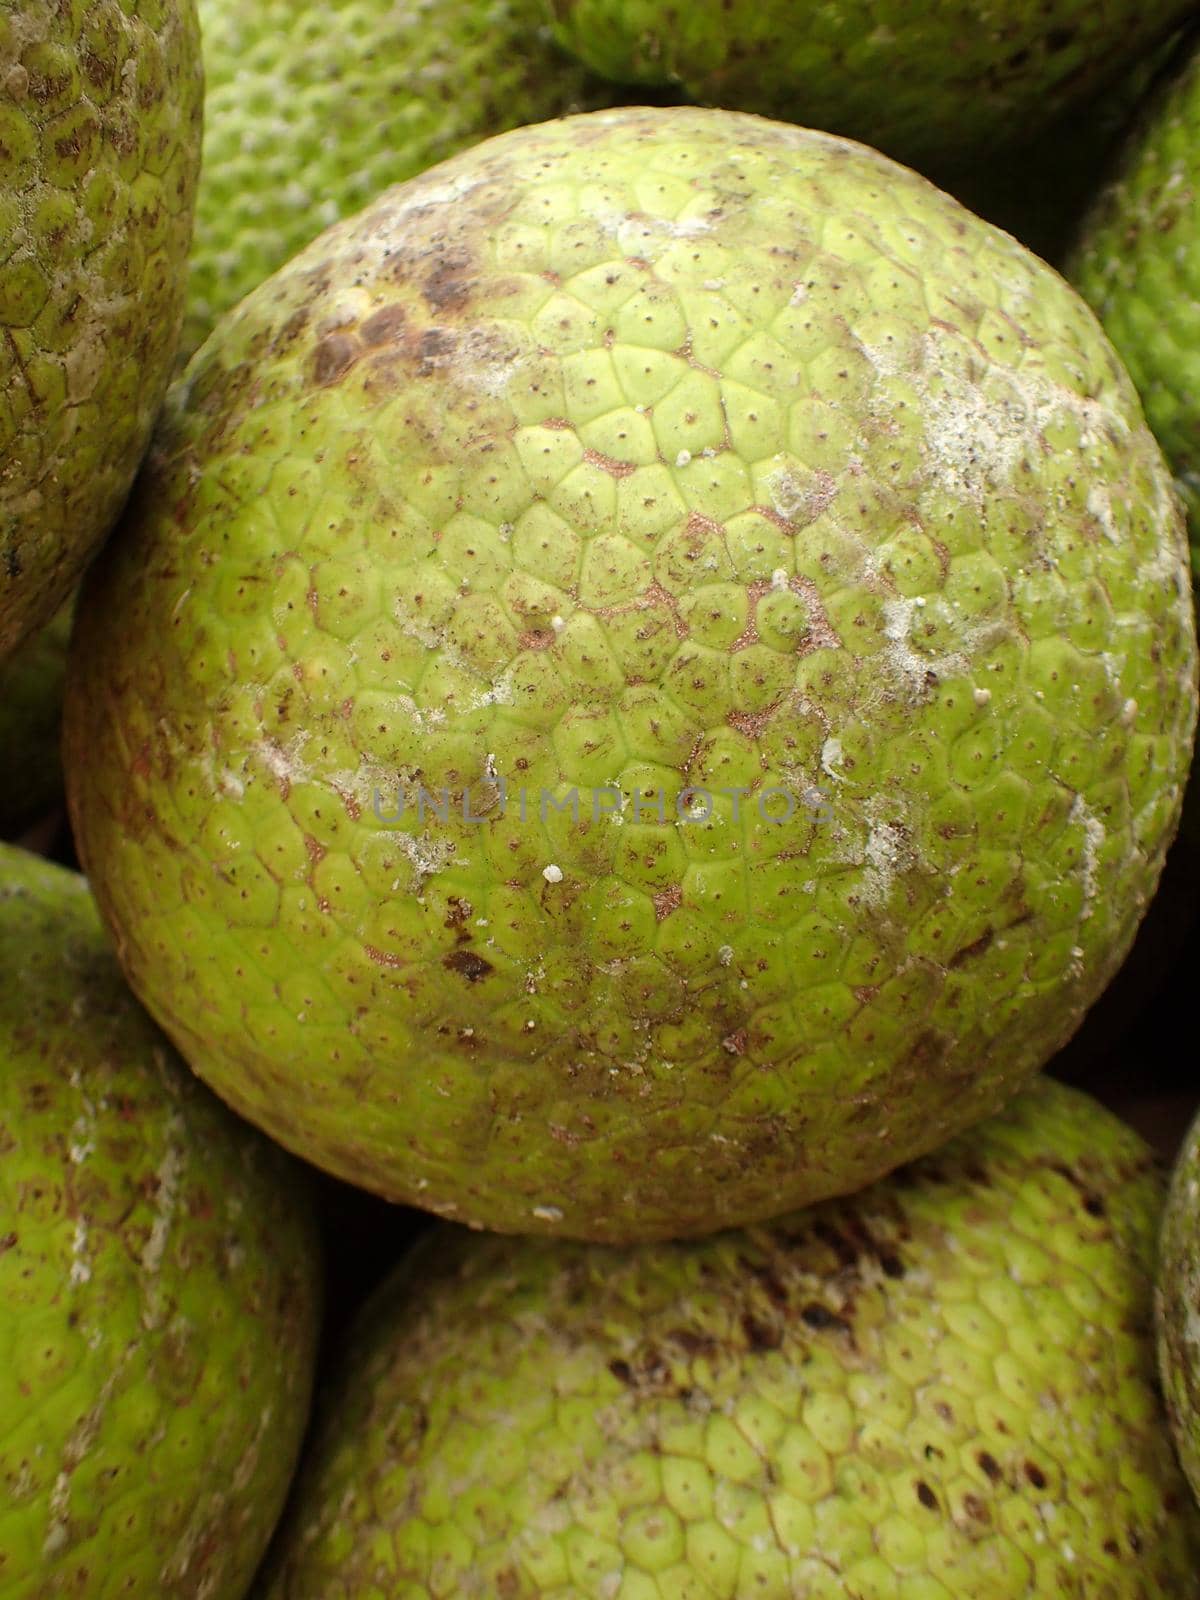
[
  {"x1": 262, "y1": 1080, "x2": 1200, "y2": 1597},
  {"x1": 1069, "y1": 34, "x2": 1200, "y2": 573},
  {"x1": 544, "y1": 0, "x2": 1189, "y2": 172},
  {"x1": 0, "y1": 844, "x2": 322, "y2": 1599},
  {"x1": 0, "y1": 595, "x2": 70, "y2": 837},
  {"x1": 1158, "y1": 1107, "x2": 1200, "y2": 1505},
  {"x1": 63, "y1": 107, "x2": 1198, "y2": 1241},
  {"x1": 0, "y1": 0, "x2": 203, "y2": 661},
  {"x1": 184, "y1": 0, "x2": 618, "y2": 359}
]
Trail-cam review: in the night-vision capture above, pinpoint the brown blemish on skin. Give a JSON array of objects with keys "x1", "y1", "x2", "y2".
[
  {"x1": 443, "y1": 949, "x2": 493, "y2": 983},
  {"x1": 360, "y1": 305, "x2": 407, "y2": 346},
  {"x1": 583, "y1": 447, "x2": 637, "y2": 478},
  {"x1": 978, "y1": 1451, "x2": 1003, "y2": 1482},
  {"x1": 948, "y1": 927, "x2": 994, "y2": 967},
  {"x1": 423, "y1": 251, "x2": 474, "y2": 313},
  {"x1": 363, "y1": 943, "x2": 405, "y2": 969},
  {"x1": 312, "y1": 333, "x2": 359, "y2": 386},
  {"x1": 721, "y1": 1028, "x2": 748, "y2": 1055},
  {"x1": 653, "y1": 886, "x2": 682, "y2": 922}
]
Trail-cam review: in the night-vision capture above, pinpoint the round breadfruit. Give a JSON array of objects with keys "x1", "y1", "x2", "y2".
[
  {"x1": 0, "y1": 0, "x2": 203, "y2": 660},
  {"x1": 1158, "y1": 1105, "x2": 1200, "y2": 1506},
  {"x1": 0, "y1": 594, "x2": 71, "y2": 837},
  {"x1": 0, "y1": 843, "x2": 322, "y2": 1597},
  {"x1": 1069, "y1": 33, "x2": 1200, "y2": 572},
  {"x1": 260, "y1": 1079, "x2": 1200, "y2": 1597},
  {"x1": 63, "y1": 107, "x2": 1198, "y2": 1242},
  {"x1": 184, "y1": 0, "x2": 617, "y2": 360},
  {"x1": 543, "y1": 0, "x2": 1190, "y2": 173}
]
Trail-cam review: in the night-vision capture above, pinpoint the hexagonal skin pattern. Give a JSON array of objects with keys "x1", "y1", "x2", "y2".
[
  {"x1": 261, "y1": 1079, "x2": 1200, "y2": 1599},
  {"x1": 0, "y1": 593, "x2": 70, "y2": 836},
  {"x1": 1069, "y1": 38, "x2": 1200, "y2": 573},
  {"x1": 0, "y1": 844, "x2": 323, "y2": 1599},
  {"x1": 0, "y1": 0, "x2": 202, "y2": 661},
  {"x1": 63, "y1": 107, "x2": 1199, "y2": 1242},
  {"x1": 1157, "y1": 1106, "x2": 1200, "y2": 1507},
  {"x1": 184, "y1": 0, "x2": 620, "y2": 361},
  {"x1": 542, "y1": 0, "x2": 1190, "y2": 174}
]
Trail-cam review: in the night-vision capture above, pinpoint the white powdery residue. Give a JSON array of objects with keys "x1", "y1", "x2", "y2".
[
  {"x1": 255, "y1": 732, "x2": 314, "y2": 789},
  {"x1": 880, "y1": 596, "x2": 973, "y2": 699},
  {"x1": 458, "y1": 327, "x2": 526, "y2": 399},
  {"x1": 1069, "y1": 793, "x2": 1105, "y2": 923},
  {"x1": 1085, "y1": 483, "x2": 1122, "y2": 544},
  {"x1": 820, "y1": 737, "x2": 846, "y2": 781},
  {"x1": 766, "y1": 464, "x2": 836, "y2": 526},
  {"x1": 717, "y1": 945, "x2": 734, "y2": 966},
  {"x1": 365, "y1": 173, "x2": 484, "y2": 249},
  {"x1": 789, "y1": 281, "x2": 808, "y2": 305},
  {"x1": 532, "y1": 1205, "x2": 564, "y2": 1223},
  {"x1": 916, "y1": 328, "x2": 1130, "y2": 510},
  {"x1": 770, "y1": 567, "x2": 790, "y2": 592},
  {"x1": 395, "y1": 832, "x2": 458, "y2": 886},
  {"x1": 141, "y1": 1131, "x2": 186, "y2": 1278},
  {"x1": 463, "y1": 673, "x2": 516, "y2": 714},
  {"x1": 860, "y1": 818, "x2": 913, "y2": 909},
  {"x1": 42, "y1": 1472, "x2": 72, "y2": 1556},
  {"x1": 675, "y1": 450, "x2": 692, "y2": 468},
  {"x1": 69, "y1": 1221, "x2": 91, "y2": 1286},
  {"x1": 542, "y1": 864, "x2": 563, "y2": 884}
]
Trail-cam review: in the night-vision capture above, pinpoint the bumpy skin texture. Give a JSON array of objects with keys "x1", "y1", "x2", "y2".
[
  {"x1": 544, "y1": 0, "x2": 1189, "y2": 173},
  {"x1": 185, "y1": 0, "x2": 616, "y2": 360},
  {"x1": 0, "y1": 0, "x2": 202, "y2": 660},
  {"x1": 0, "y1": 845, "x2": 322, "y2": 1599},
  {"x1": 1070, "y1": 36, "x2": 1200, "y2": 571},
  {"x1": 1157, "y1": 1106, "x2": 1200, "y2": 1505},
  {"x1": 64, "y1": 108, "x2": 1198, "y2": 1242},
  {"x1": 262, "y1": 1081, "x2": 1200, "y2": 1598},
  {"x1": 0, "y1": 595, "x2": 70, "y2": 836}
]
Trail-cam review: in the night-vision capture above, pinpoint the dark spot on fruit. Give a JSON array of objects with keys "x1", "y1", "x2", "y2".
[
  {"x1": 0, "y1": 1232, "x2": 16, "y2": 1254},
  {"x1": 978, "y1": 1451, "x2": 1002, "y2": 1482},
  {"x1": 800, "y1": 1302, "x2": 847, "y2": 1332},
  {"x1": 1046, "y1": 26, "x2": 1074, "y2": 50},
  {"x1": 443, "y1": 950, "x2": 493, "y2": 983},
  {"x1": 361, "y1": 305, "x2": 407, "y2": 346},
  {"x1": 443, "y1": 897, "x2": 473, "y2": 929},
  {"x1": 1083, "y1": 1193, "x2": 1106, "y2": 1217},
  {"x1": 948, "y1": 927, "x2": 993, "y2": 967},
  {"x1": 916, "y1": 1481, "x2": 938, "y2": 1511},
  {"x1": 962, "y1": 1493, "x2": 989, "y2": 1522},
  {"x1": 312, "y1": 334, "x2": 358, "y2": 386},
  {"x1": 741, "y1": 1313, "x2": 781, "y2": 1352},
  {"x1": 880, "y1": 1253, "x2": 905, "y2": 1279},
  {"x1": 1024, "y1": 1461, "x2": 1047, "y2": 1490},
  {"x1": 1129, "y1": 1529, "x2": 1143, "y2": 1554},
  {"x1": 423, "y1": 252, "x2": 473, "y2": 313}
]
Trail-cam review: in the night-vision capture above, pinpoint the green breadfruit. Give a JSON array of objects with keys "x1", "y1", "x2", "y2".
[
  {"x1": 0, "y1": 844, "x2": 322, "y2": 1598},
  {"x1": 63, "y1": 107, "x2": 1198, "y2": 1242},
  {"x1": 261, "y1": 1080, "x2": 1200, "y2": 1597},
  {"x1": 543, "y1": 0, "x2": 1189, "y2": 173},
  {"x1": 0, "y1": 0, "x2": 203, "y2": 660},
  {"x1": 1069, "y1": 32, "x2": 1200, "y2": 572}
]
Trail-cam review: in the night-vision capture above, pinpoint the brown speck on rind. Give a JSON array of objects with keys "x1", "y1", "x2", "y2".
[
  {"x1": 721, "y1": 1028, "x2": 748, "y2": 1055},
  {"x1": 653, "y1": 885, "x2": 682, "y2": 922},
  {"x1": 978, "y1": 1451, "x2": 1002, "y2": 1482},
  {"x1": 916, "y1": 1481, "x2": 939, "y2": 1511},
  {"x1": 582, "y1": 447, "x2": 637, "y2": 478},
  {"x1": 608, "y1": 1358, "x2": 634, "y2": 1385},
  {"x1": 443, "y1": 950, "x2": 493, "y2": 983},
  {"x1": 1024, "y1": 1461, "x2": 1048, "y2": 1490}
]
